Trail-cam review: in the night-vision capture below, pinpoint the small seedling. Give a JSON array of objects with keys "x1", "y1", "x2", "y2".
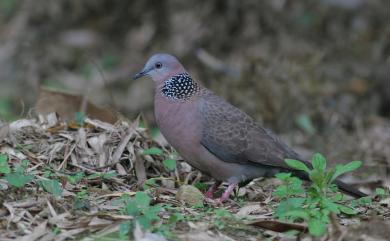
[
  {"x1": 0, "y1": 154, "x2": 11, "y2": 174},
  {"x1": 87, "y1": 170, "x2": 117, "y2": 180},
  {"x1": 119, "y1": 192, "x2": 163, "y2": 239},
  {"x1": 3, "y1": 159, "x2": 34, "y2": 188},
  {"x1": 67, "y1": 172, "x2": 85, "y2": 184},
  {"x1": 162, "y1": 159, "x2": 176, "y2": 171},
  {"x1": 273, "y1": 153, "x2": 362, "y2": 236},
  {"x1": 142, "y1": 147, "x2": 163, "y2": 156},
  {"x1": 38, "y1": 179, "x2": 63, "y2": 197}
]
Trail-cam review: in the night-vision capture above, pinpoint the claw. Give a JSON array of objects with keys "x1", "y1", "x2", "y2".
[
  {"x1": 217, "y1": 183, "x2": 237, "y2": 203},
  {"x1": 204, "y1": 181, "x2": 222, "y2": 199}
]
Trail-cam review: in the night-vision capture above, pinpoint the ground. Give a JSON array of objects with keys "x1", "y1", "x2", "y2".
[{"x1": 0, "y1": 0, "x2": 390, "y2": 240}]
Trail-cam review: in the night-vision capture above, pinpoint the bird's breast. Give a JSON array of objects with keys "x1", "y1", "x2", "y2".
[{"x1": 154, "y1": 95, "x2": 203, "y2": 165}]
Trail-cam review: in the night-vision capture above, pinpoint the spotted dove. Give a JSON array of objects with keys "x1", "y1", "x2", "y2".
[{"x1": 134, "y1": 53, "x2": 366, "y2": 202}]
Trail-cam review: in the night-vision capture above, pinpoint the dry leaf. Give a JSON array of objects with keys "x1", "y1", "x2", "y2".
[
  {"x1": 20, "y1": 221, "x2": 48, "y2": 241},
  {"x1": 35, "y1": 87, "x2": 119, "y2": 124},
  {"x1": 247, "y1": 219, "x2": 307, "y2": 233}
]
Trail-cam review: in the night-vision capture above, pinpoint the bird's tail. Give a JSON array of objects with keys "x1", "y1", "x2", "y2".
[{"x1": 334, "y1": 179, "x2": 367, "y2": 198}]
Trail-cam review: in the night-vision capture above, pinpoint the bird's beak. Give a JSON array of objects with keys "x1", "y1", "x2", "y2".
[{"x1": 133, "y1": 67, "x2": 153, "y2": 80}]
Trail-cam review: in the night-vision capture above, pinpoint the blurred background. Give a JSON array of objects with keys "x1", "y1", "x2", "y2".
[{"x1": 0, "y1": 0, "x2": 389, "y2": 180}]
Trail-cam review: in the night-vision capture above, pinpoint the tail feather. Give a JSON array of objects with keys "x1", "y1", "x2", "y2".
[{"x1": 334, "y1": 179, "x2": 367, "y2": 198}]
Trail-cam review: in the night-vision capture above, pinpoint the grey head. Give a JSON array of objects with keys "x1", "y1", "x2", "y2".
[{"x1": 133, "y1": 53, "x2": 186, "y2": 83}]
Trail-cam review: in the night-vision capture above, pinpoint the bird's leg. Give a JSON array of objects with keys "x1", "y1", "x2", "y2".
[
  {"x1": 204, "y1": 181, "x2": 222, "y2": 198},
  {"x1": 218, "y1": 182, "x2": 237, "y2": 203}
]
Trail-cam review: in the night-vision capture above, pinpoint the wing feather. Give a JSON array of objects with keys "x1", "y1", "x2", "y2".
[{"x1": 199, "y1": 91, "x2": 305, "y2": 170}]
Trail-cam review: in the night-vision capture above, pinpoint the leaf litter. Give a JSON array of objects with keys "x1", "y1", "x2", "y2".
[{"x1": 0, "y1": 115, "x2": 389, "y2": 241}]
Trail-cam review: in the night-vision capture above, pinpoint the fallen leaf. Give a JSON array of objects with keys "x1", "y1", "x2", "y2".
[
  {"x1": 35, "y1": 87, "x2": 119, "y2": 124},
  {"x1": 247, "y1": 219, "x2": 307, "y2": 233},
  {"x1": 20, "y1": 221, "x2": 48, "y2": 241}
]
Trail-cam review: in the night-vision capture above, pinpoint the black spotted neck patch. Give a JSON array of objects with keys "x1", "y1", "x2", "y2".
[{"x1": 161, "y1": 73, "x2": 200, "y2": 100}]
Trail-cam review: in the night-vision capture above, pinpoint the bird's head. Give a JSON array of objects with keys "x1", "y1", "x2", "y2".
[{"x1": 133, "y1": 53, "x2": 185, "y2": 84}]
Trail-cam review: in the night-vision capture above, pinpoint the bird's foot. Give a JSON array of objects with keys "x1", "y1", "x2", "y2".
[
  {"x1": 204, "y1": 190, "x2": 214, "y2": 199},
  {"x1": 215, "y1": 183, "x2": 237, "y2": 204},
  {"x1": 204, "y1": 181, "x2": 222, "y2": 199}
]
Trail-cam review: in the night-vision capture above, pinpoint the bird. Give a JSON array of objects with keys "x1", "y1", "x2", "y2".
[{"x1": 134, "y1": 53, "x2": 366, "y2": 203}]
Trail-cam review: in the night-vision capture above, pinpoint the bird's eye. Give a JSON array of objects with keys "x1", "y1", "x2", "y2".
[{"x1": 155, "y1": 62, "x2": 162, "y2": 69}]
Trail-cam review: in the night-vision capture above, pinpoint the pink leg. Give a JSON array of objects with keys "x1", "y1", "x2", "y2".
[
  {"x1": 218, "y1": 183, "x2": 237, "y2": 203},
  {"x1": 204, "y1": 181, "x2": 222, "y2": 198}
]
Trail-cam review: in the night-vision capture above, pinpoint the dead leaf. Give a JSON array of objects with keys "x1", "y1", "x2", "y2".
[
  {"x1": 35, "y1": 87, "x2": 119, "y2": 124},
  {"x1": 135, "y1": 155, "x2": 146, "y2": 186},
  {"x1": 179, "y1": 231, "x2": 235, "y2": 241},
  {"x1": 247, "y1": 219, "x2": 307, "y2": 233},
  {"x1": 134, "y1": 222, "x2": 168, "y2": 241},
  {"x1": 236, "y1": 204, "x2": 261, "y2": 217},
  {"x1": 88, "y1": 217, "x2": 113, "y2": 227},
  {"x1": 20, "y1": 221, "x2": 48, "y2": 241}
]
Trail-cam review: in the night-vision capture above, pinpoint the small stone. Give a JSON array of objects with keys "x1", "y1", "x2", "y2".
[{"x1": 176, "y1": 185, "x2": 204, "y2": 206}]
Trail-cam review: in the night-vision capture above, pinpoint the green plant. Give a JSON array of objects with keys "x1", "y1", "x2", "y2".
[
  {"x1": 119, "y1": 192, "x2": 163, "y2": 239},
  {"x1": 87, "y1": 170, "x2": 117, "y2": 180},
  {"x1": 0, "y1": 154, "x2": 11, "y2": 174},
  {"x1": 273, "y1": 153, "x2": 362, "y2": 236},
  {"x1": 375, "y1": 188, "x2": 389, "y2": 198},
  {"x1": 3, "y1": 159, "x2": 34, "y2": 188},
  {"x1": 212, "y1": 208, "x2": 234, "y2": 229},
  {"x1": 38, "y1": 179, "x2": 63, "y2": 197},
  {"x1": 162, "y1": 159, "x2": 176, "y2": 171},
  {"x1": 67, "y1": 172, "x2": 85, "y2": 184},
  {"x1": 142, "y1": 147, "x2": 163, "y2": 156},
  {"x1": 74, "y1": 112, "x2": 86, "y2": 125}
]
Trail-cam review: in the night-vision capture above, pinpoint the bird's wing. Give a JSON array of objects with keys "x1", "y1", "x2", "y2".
[{"x1": 199, "y1": 91, "x2": 305, "y2": 170}]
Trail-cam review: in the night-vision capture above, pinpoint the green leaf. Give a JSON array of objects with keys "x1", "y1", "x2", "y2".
[
  {"x1": 274, "y1": 185, "x2": 288, "y2": 198},
  {"x1": 337, "y1": 204, "x2": 357, "y2": 215},
  {"x1": 285, "y1": 159, "x2": 310, "y2": 173},
  {"x1": 312, "y1": 153, "x2": 326, "y2": 172},
  {"x1": 162, "y1": 159, "x2": 176, "y2": 171},
  {"x1": 14, "y1": 160, "x2": 29, "y2": 173},
  {"x1": 356, "y1": 196, "x2": 372, "y2": 206},
  {"x1": 275, "y1": 172, "x2": 291, "y2": 180},
  {"x1": 295, "y1": 114, "x2": 315, "y2": 134},
  {"x1": 309, "y1": 169, "x2": 324, "y2": 187},
  {"x1": 321, "y1": 198, "x2": 340, "y2": 214},
  {"x1": 144, "y1": 205, "x2": 162, "y2": 220},
  {"x1": 275, "y1": 198, "x2": 306, "y2": 219},
  {"x1": 0, "y1": 154, "x2": 10, "y2": 174},
  {"x1": 67, "y1": 172, "x2": 85, "y2": 184},
  {"x1": 119, "y1": 221, "x2": 131, "y2": 240},
  {"x1": 375, "y1": 188, "x2": 385, "y2": 195},
  {"x1": 75, "y1": 112, "x2": 86, "y2": 125},
  {"x1": 194, "y1": 182, "x2": 208, "y2": 191},
  {"x1": 135, "y1": 192, "x2": 151, "y2": 209},
  {"x1": 39, "y1": 179, "x2": 63, "y2": 197},
  {"x1": 283, "y1": 210, "x2": 309, "y2": 220},
  {"x1": 102, "y1": 170, "x2": 117, "y2": 179},
  {"x1": 169, "y1": 213, "x2": 184, "y2": 223},
  {"x1": 125, "y1": 201, "x2": 140, "y2": 216},
  {"x1": 5, "y1": 173, "x2": 34, "y2": 188},
  {"x1": 143, "y1": 178, "x2": 158, "y2": 189},
  {"x1": 87, "y1": 173, "x2": 101, "y2": 179},
  {"x1": 142, "y1": 147, "x2": 163, "y2": 156},
  {"x1": 308, "y1": 218, "x2": 327, "y2": 236},
  {"x1": 137, "y1": 216, "x2": 152, "y2": 230},
  {"x1": 331, "y1": 161, "x2": 362, "y2": 181}
]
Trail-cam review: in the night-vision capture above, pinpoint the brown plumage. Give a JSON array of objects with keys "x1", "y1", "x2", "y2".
[{"x1": 134, "y1": 53, "x2": 366, "y2": 202}]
